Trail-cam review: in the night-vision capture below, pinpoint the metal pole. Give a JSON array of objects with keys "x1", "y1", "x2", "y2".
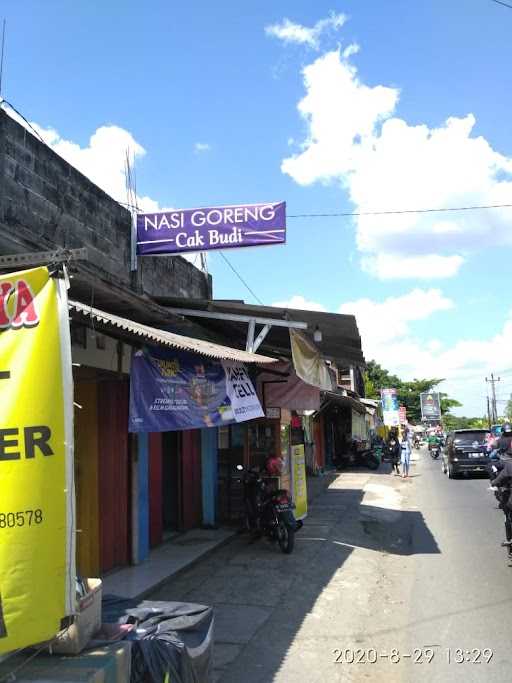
[
  {"x1": 491, "y1": 373, "x2": 500, "y2": 423},
  {"x1": 486, "y1": 373, "x2": 501, "y2": 425}
]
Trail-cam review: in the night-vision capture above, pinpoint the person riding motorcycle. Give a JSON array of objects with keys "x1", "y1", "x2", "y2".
[
  {"x1": 490, "y1": 427, "x2": 512, "y2": 558},
  {"x1": 427, "y1": 432, "x2": 442, "y2": 453},
  {"x1": 495, "y1": 423, "x2": 512, "y2": 456}
]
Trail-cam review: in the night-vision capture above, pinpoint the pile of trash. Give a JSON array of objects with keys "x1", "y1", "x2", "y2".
[{"x1": 97, "y1": 595, "x2": 214, "y2": 683}]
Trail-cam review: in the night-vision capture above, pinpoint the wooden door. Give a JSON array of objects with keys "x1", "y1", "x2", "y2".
[
  {"x1": 98, "y1": 380, "x2": 130, "y2": 573},
  {"x1": 74, "y1": 379, "x2": 100, "y2": 577},
  {"x1": 182, "y1": 430, "x2": 202, "y2": 530}
]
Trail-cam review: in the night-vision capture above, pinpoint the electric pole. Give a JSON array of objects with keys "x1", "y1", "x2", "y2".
[
  {"x1": 487, "y1": 396, "x2": 492, "y2": 430},
  {"x1": 486, "y1": 373, "x2": 501, "y2": 424}
]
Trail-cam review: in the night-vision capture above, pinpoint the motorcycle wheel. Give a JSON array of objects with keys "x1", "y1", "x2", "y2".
[{"x1": 277, "y1": 521, "x2": 295, "y2": 554}]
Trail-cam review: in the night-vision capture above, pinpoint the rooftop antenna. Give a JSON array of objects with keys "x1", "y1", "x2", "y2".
[{"x1": 0, "y1": 19, "x2": 6, "y2": 98}]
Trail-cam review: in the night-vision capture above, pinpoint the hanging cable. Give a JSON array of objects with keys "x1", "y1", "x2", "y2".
[
  {"x1": 287, "y1": 203, "x2": 512, "y2": 219},
  {"x1": 490, "y1": 0, "x2": 512, "y2": 9},
  {"x1": 4, "y1": 99, "x2": 512, "y2": 221},
  {"x1": 217, "y1": 252, "x2": 265, "y2": 305},
  {"x1": 1, "y1": 98, "x2": 45, "y2": 144}
]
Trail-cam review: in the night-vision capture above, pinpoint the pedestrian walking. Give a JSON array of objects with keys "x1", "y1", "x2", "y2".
[
  {"x1": 386, "y1": 429, "x2": 401, "y2": 475},
  {"x1": 400, "y1": 431, "x2": 411, "y2": 478}
]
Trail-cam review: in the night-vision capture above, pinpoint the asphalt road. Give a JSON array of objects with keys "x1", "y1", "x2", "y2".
[
  {"x1": 149, "y1": 450, "x2": 512, "y2": 682},
  {"x1": 399, "y1": 448, "x2": 512, "y2": 682}
]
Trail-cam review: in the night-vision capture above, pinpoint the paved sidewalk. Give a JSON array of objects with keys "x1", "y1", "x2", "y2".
[
  {"x1": 148, "y1": 463, "x2": 411, "y2": 682},
  {"x1": 101, "y1": 473, "x2": 333, "y2": 601},
  {"x1": 102, "y1": 527, "x2": 235, "y2": 599}
]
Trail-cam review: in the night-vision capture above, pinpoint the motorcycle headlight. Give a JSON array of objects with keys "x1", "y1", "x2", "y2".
[{"x1": 453, "y1": 457, "x2": 459, "y2": 462}]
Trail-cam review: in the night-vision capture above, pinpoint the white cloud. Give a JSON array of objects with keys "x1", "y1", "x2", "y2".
[
  {"x1": 339, "y1": 288, "x2": 512, "y2": 415},
  {"x1": 361, "y1": 253, "x2": 465, "y2": 279},
  {"x1": 270, "y1": 286, "x2": 509, "y2": 414},
  {"x1": 281, "y1": 51, "x2": 398, "y2": 185},
  {"x1": 194, "y1": 142, "x2": 211, "y2": 153},
  {"x1": 265, "y1": 12, "x2": 346, "y2": 49},
  {"x1": 339, "y1": 288, "x2": 454, "y2": 347},
  {"x1": 2, "y1": 103, "x2": 205, "y2": 267},
  {"x1": 272, "y1": 295, "x2": 327, "y2": 312},
  {"x1": 34, "y1": 121, "x2": 152, "y2": 209},
  {"x1": 342, "y1": 43, "x2": 359, "y2": 59},
  {"x1": 281, "y1": 49, "x2": 512, "y2": 279}
]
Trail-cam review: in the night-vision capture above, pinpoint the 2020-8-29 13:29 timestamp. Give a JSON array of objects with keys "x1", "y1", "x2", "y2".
[{"x1": 332, "y1": 647, "x2": 494, "y2": 664}]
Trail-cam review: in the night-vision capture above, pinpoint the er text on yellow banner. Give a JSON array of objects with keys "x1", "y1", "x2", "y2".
[{"x1": 0, "y1": 267, "x2": 74, "y2": 653}]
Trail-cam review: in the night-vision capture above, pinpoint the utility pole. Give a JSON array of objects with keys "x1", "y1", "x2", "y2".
[
  {"x1": 486, "y1": 373, "x2": 501, "y2": 424},
  {"x1": 487, "y1": 396, "x2": 492, "y2": 430}
]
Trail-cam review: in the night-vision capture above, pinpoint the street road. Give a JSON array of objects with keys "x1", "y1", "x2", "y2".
[
  {"x1": 400, "y1": 449, "x2": 511, "y2": 682},
  {"x1": 150, "y1": 450, "x2": 512, "y2": 682}
]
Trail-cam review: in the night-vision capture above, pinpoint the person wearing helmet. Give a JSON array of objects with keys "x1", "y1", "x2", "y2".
[
  {"x1": 496, "y1": 423, "x2": 512, "y2": 456},
  {"x1": 491, "y1": 454, "x2": 512, "y2": 560}
]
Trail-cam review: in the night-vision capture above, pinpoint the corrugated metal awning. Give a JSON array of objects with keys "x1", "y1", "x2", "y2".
[
  {"x1": 319, "y1": 391, "x2": 367, "y2": 415},
  {"x1": 69, "y1": 300, "x2": 277, "y2": 364}
]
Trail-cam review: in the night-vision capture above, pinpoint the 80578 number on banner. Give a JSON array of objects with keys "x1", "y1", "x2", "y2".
[{"x1": 0, "y1": 509, "x2": 43, "y2": 528}]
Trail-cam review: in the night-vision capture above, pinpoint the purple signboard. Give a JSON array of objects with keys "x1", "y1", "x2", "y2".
[{"x1": 136, "y1": 201, "x2": 286, "y2": 255}]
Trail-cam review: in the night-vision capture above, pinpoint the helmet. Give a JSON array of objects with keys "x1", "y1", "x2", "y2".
[{"x1": 502, "y1": 423, "x2": 512, "y2": 435}]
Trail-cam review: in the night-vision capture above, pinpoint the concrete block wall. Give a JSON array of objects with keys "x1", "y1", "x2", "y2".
[{"x1": 0, "y1": 109, "x2": 211, "y2": 300}]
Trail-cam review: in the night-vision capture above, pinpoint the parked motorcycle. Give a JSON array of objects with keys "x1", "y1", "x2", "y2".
[
  {"x1": 333, "y1": 441, "x2": 380, "y2": 470},
  {"x1": 356, "y1": 447, "x2": 380, "y2": 470},
  {"x1": 238, "y1": 465, "x2": 302, "y2": 554}
]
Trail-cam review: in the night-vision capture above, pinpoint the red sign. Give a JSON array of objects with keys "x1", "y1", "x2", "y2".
[{"x1": 399, "y1": 406, "x2": 407, "y2": 425}]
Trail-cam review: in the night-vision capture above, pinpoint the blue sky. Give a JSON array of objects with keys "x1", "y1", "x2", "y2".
[{"x1": 3, "y1": 0, "x2": 512, "y2": 415}]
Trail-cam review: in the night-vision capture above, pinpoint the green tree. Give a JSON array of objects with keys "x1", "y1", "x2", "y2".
[
  {"x1": 364, "y1": 360, "x2": 461, "y2": 423},
  {"x1": 442, "y1": 415, "x2": 488, "y2": 431}
]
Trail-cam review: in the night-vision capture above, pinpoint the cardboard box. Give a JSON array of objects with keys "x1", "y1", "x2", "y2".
[{"x1": 52, "y1": 578, "x2": 102, "y2": 655}]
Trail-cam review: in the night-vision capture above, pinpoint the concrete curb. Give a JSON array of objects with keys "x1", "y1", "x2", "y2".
[{"x1": 133, "y1": 531, "x2": 238, "y2": 601}]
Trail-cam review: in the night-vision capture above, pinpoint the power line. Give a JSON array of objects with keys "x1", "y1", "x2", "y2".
[
  {"x1": 491, "y1": 0, "x2": 512, "y2": 9},
  {"x1": 217, "y1": 251, "x2": 264, "y2": 305},
  {"x1": 5, "y1": 98, "x2": 512, "y2": 222},
  {"x1": 1, "y1": 98, "x2": 45, "y2": 144},
  {"x1": 288, "y1": 202, "x2": 512, "y2": 219}
]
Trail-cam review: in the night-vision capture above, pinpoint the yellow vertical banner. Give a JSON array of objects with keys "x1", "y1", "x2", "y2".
[
  {"x1": 0, "y1": 267, "x2": 75, "y2": 654},
  {"x1": 291, "y1": 445, "x2": 308, "y2": 520}
]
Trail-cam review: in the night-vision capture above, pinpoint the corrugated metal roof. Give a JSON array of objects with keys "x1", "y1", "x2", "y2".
[
  {"x1": 321, "y1": 391, "x2": 368, "y2": 415},
  {"x1": 68, "y1": 300, "x2": 277, "y2": 364},
  {"x1": 154, "y1": 297, "x2": 365, "y2": 367}
]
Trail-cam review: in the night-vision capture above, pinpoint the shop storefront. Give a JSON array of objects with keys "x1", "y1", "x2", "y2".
[
  {"x1": 69, "y1": 300, "x2": 275, "y2": 575},
  {"x1": 317, "y1": 392, "x2": 370, "y2": 469}
]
